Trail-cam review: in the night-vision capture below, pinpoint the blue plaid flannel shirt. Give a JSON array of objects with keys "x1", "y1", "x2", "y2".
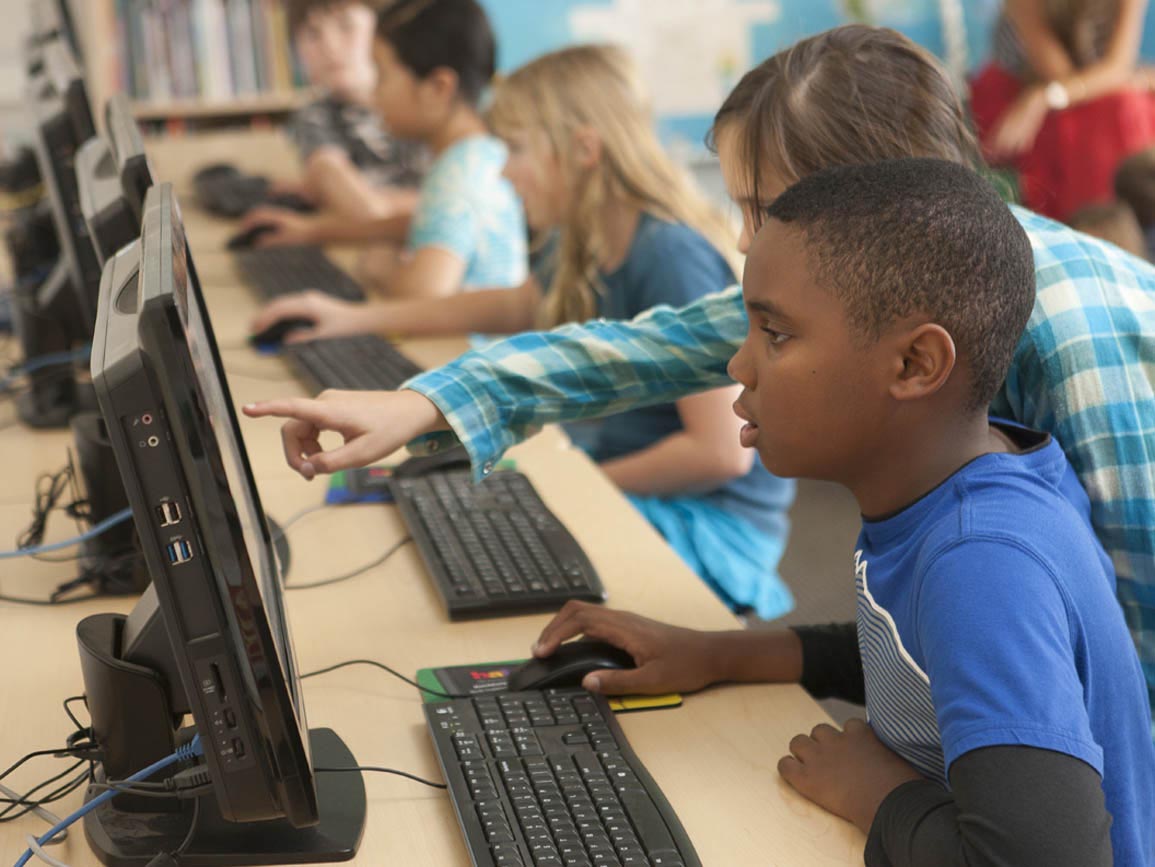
[{"x1": 404, "y1": 206, "x2": 1155, "y2": 716}]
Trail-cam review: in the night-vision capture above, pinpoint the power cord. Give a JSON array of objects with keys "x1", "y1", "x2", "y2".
[
  {"x1": 315, "y1": 765, "x2": 446, "y2": 790},
  {"x1": 301, "y1": 658, "x2": 470, "y2": 700},
  {"x1": 286, "y1": 536, "x2": 411, "y2": 590}
]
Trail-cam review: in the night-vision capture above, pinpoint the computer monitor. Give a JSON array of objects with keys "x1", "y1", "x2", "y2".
[
  {"x1": 75, "y1": 137, "x2": 138, "y2": 266},
  {"x1": 105, "y1": 93, "x2": 155, "y2": 222},
  {"x1": 80, "y1": 182, "x2": 364, "y2": 863},
  {"x1": 12, "y1": 37, "x2": 100, "y2": 426}
]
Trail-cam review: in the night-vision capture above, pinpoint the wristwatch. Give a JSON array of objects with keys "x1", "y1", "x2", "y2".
[{"x1": 1044, "y1": 80, "x2": 1071, "y2": 110}]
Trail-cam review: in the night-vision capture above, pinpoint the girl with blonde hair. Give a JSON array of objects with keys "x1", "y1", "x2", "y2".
[{"x1": 251, "y1": 43, "x2": 797, "y2": 619}]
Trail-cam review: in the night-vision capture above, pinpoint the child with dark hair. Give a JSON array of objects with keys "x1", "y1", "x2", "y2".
[
  {"x1": 242, "y1": 0, "x2": 526, "y2": 299},
  {"x1": 529, "y1": 159, "x2": 1155, "y2": 864},
  {"x1": 282, "y1": 0, "x2": 425, "y2": 219}
]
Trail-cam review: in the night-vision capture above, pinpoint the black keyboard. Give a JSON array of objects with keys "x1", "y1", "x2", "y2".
[
  {"x1": 390, "y1": 469, "x2": 606, "y2": 619},
  {"x1": 233, "y1": 245, "x2": 366, "y2": 302},
  {"x1": 196, "y1": 172, "x2": 314, "y2": 217},
  {"x1": 426, "y1": 688, "x2": 701, "y2": 867},
  {"x1": 284, "y1": 334, "x2": 423, "y2": 391}
]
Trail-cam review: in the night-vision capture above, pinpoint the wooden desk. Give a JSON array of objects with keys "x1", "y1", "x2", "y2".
[{"x1": 0, "y1": 133, "x2": 864, "y2": 865}]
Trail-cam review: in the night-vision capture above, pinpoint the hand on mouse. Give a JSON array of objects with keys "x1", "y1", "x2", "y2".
[
  {"x1": 243, "y1": 388, "x2": 450, "y2": 480},
  {"x1": 531, "y1": 601, "x2": 725, "y2": 696},
  {"x1": 250, "y1": 292, "x2": 377, "y2": 344},
  {"x1": 237, "y1": 206, "x2": 319, "y2": 247}
]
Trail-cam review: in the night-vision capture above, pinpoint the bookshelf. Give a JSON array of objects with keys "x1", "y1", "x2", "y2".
[{"x1": 70, "y1": 0, "x2": 312, "y2": 129}]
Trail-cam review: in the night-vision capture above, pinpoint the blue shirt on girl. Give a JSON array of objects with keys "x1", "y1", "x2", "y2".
[{"x1": 856, "y1": 421, "x2": 1155, "y2": 864}]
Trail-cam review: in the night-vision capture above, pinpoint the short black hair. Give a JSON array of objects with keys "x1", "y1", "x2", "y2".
[
  {"x1": 376, "y1": 0, "x2": 496, "y2": 108},
  {"x1": 287, "y1": 0, "x2": 372, "y2": 36},
  {"x1": 764, "y1": 158, "x2": 1035, "y2": 411}
]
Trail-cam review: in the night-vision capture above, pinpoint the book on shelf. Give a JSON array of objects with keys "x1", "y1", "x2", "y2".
[{"x1": 108, "y1": 0, "x2": 307, "y2": 108}]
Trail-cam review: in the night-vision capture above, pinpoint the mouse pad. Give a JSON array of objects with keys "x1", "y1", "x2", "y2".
[{"x1": 417, "y1": 661, "x2": 682, "y2": 713}]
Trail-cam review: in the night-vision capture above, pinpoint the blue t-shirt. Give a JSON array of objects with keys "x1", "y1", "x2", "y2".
[
  {"x1": 408, "y1": 135, "x2": 527, "y2": 289},
  {"x1": 537, "y1": 213, "x2": 794, "y2": 537},
  {"x1": 856, "y1": 422, "x2": 1155, "y2": 864}
]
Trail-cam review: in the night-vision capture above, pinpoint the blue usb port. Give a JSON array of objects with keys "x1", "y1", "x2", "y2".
[{"x1": 165, "y1": 540, "x2": 193, "y2": 565}]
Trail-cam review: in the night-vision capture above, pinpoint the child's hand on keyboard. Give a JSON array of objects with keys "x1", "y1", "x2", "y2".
[
  {"x1": 243, "y1": 388, "x2": 450, "y2": 479},
  {"x1": 251, "y1": 291, "x2": 373, "y2": 344},
  {"x1": 237, "y1": 206, "x2": 319, "y2": 247}
]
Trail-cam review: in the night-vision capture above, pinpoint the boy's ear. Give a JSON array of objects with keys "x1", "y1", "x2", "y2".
[
  {"x1": 571, "y1": 126, "x2": 603, "y2": 170},
  {"x1": 888, "y1": 322, "x2": 956, "y2": 402},
  {"x1": 423, "y1": 66, "x2": 461, "y2": 106}
]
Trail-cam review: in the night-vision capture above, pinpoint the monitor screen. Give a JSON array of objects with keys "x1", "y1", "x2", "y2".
[{"x1": 91, "y1": 182, "x2": 317, "y2": 827}]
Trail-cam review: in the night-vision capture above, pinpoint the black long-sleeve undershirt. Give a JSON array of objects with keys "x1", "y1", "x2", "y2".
[{"x1": 787, "y1": 622, "x2": 1114, "y2": 866}]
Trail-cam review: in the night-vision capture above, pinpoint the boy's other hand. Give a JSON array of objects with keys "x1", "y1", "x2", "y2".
[
  {"x1": 531, "y1": 601, "x2": 722, "y2": 696},
  {"x1": 778, "y1": 718, "x2": 922, "y2": 833},
  {"x1": 243, "y1": 388, "x2": 448, "y2": 480},
  {"x1": 249, "y1": 292, "x2": 371, "y2": 344},
  {"x1": 237, "y1": 206, "x2": 319, "y2": 247}
]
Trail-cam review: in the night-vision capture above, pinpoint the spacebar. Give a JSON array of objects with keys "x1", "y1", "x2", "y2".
[{"x1": 618, "y1": 788, "x2": 677, "y2": 855}]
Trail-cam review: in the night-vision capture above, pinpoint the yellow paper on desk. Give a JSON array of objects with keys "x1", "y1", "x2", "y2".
[{"x1": 607, "y1": 694, "x2": 682, "y2": 713}]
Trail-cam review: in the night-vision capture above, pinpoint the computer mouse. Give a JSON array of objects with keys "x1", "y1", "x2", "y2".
[
  {"x1": 507, "y1": 639, "x2": 635, "y2": 692},
  {"x1": 392, "y1": 445, "x2": 473, "y2": 479},
  {"x1": 226, "y1": 223, "x2": 277, "y2": 251},
  {"x1": 248, "y1": 317, "x2": 315, "y2": 350}
]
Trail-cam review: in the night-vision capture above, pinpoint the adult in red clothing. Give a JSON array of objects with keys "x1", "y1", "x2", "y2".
[{"x1": 971, "y1": 0, "x2": 1155, "y2": 220}]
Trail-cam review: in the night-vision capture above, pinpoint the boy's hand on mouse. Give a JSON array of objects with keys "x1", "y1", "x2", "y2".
[
  {"x1": 237, "y1": 207, "x2": 317, "y2": 247},
  {"x1": 250, "y1": 292, "x2": 372, "y2": 344},
  {"x1": 777, "y1": 718, "x2": 922, "y2": 834},
  {"x1": 532, "y1": 601, "x2": 722, "y2": 696},
  {"x1": 243, "y1": 389, "x2": 449, "y2": 479}
]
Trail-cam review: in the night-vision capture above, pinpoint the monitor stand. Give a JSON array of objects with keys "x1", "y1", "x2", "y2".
[
  {"x1": 12, "y1": 258, "x2": 84, "y2": 428},
  {"x1": 76, "y1": 604, "x2": 365, "y2": 866},
  {"x1": 83, "y1": 728, "x2": 365, "y2": 867}
]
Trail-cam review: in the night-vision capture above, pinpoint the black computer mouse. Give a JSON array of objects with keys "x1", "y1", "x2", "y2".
[
  {"x1": 248, "y1": 317, "x2": 315, "y2": 349},
  {"x1": 507, "y1": 639, "x2": 636, "y2": 692},
  {"x1": 226, "y1": 223, "x2": 277, "y2": 251}
]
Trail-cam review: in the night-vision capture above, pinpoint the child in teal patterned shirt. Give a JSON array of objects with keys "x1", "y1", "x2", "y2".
[{"x1": 242, "y1": 0, "x2": 525, "y2": 300}]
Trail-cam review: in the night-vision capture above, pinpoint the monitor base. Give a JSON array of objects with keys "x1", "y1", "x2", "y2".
[{"x1": 83, "y1": 728, "x2": 365, "y2": 866}]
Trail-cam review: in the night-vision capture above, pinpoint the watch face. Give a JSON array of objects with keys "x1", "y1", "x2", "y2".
[{"x1": 1045, "y1": 81, "x2": 1070, "y2": 110}]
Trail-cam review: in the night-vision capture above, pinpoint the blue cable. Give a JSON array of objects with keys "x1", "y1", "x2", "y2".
[
  {"x1": 0, "y1": 346, "x2": 91, "y2": 392},
  {"x1": 13, "y1": 735, "x2": 203, "y2": 867},
  {"x1": 0, "y1": 508, "x2": 133, "y2": 560}
]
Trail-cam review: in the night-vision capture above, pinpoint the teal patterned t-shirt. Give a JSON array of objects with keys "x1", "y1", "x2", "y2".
[{"x1": 408, "y1": 135, "x2": 527, "y2": 290}]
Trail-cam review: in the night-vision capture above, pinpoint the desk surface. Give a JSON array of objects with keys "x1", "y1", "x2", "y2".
[{"x1": 0, "y1": 132, "x2": 864, "y2": 865}]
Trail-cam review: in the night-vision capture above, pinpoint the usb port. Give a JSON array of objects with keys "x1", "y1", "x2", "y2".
[
  {"x1": 165, "y1": 540, "x2": 193, "y2": 565},
  {"x1": 156, "y1": 501, "x2": 181, "y2": 527}
]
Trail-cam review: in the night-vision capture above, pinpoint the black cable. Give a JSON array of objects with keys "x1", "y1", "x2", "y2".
[
  {"x1": 0, "y1": 592, "x2": 103, "y2": 607},
  {"x1": 173, "y1": 797, "x2": 201, "y2": 860},
  {"x1": 0, "y1": 760, "x2": 88, "y2": 822},
  {"x1": 86, "y1": 782, "x2": 213, "y2": 800},
  {"x1": 62, "y1": 696, "x2": 86, "y2": 733},
  {"x1": 286, "y1": 536, "x2": 411, "y2": 591},
  {"x1": 300, "y1": 658, "x2": 469, "y2": 700},
  {"x1": 0, "y1": 747, "x2": 90, "y2": 786},
  {"x1": 314, "y1": 766, "x2": 446, "y2": 790}
]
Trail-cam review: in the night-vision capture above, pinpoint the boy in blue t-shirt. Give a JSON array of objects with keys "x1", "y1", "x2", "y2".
[{"x1": 527, "y1": 159, "x2": 1155, "y2": 864}]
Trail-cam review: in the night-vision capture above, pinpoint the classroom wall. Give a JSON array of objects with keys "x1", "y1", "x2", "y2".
[{"x1": 479, "y1": 0, "x2": 1155, "y2": 159}]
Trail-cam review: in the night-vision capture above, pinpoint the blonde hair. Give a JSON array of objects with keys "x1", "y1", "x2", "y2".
[{"x1": 488, "y1": 45, "x2": 737, "y2": 327}]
